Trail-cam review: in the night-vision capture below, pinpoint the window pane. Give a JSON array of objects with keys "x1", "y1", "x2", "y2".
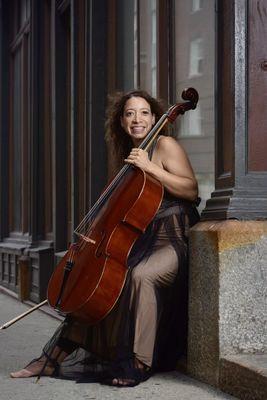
[
  {"x1": 139, "y1": 0, "x2": 157, "y2": 96},
  {"x1": 116, "y1": 0, "x2": 136, "y2": 91},
  {"x1": 174, "y1": 0, "x2": 215, "y2": 212},
  {"x1": 189, "y1": 38, "x2": 204, "y2": 77},
  {"x1": 20, "y1": 0, "x2": 30, "y2": 28},
  {"x1": 192, "y1": 0, "x2": 204, "y2": 13},
  {"x1": 12, "y1": 50, "x2": 22, "y2": 232}
]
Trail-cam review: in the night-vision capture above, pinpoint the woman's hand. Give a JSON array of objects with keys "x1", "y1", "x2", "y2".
[
  {"x1": 124, "y1": 148, "x2": 152, "y2": 172},
  {"x1": 124, "y1": 137, "x2": 198, "y2": 202}
]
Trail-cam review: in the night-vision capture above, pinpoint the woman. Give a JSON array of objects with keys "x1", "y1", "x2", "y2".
[{"x1": 10, "y1": 90, "x2": 200, "y2": 387}]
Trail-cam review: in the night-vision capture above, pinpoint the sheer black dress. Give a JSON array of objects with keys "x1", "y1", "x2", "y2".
[{"x1": 40, "y1": 188, "x2": 200, "y2": 385}]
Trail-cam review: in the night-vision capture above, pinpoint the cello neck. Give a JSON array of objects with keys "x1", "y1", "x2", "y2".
[{"x1": 74, "y1": 88, "x2": 199, "y2": 236}]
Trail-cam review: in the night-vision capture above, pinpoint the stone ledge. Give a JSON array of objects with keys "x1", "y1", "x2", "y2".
[{"x1": 219, "y1": 354, "x2": 267, "y2": 400}]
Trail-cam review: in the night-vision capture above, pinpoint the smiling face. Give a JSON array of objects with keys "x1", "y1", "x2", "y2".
[{"x1": 120, "y1": 96, "x2": 155, "y2": 146}]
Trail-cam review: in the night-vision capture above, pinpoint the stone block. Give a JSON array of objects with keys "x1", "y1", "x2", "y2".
[{"x1": 187, "y1": 220, "x2": 267, "y2": 387}]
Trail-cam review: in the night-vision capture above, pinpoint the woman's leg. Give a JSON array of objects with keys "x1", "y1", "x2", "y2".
[
  {"x1": 108, "y1": 244, "x2": 179, "y2": 387},
  {"x1": 130, "y1": 243, "x2": 179, "y2": 367}
]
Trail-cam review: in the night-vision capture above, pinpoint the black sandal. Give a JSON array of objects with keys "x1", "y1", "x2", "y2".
[
  {"x1": 102, "y1": 367, "x2": 152, "y2": 387},
  {"x1": 37, "y1": 351, "x2": 60, "y2": 378}
]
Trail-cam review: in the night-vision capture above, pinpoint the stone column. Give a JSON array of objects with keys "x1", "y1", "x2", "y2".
[
  {"x1": 201, "y1": 0, "x2": 267, "y2": 221},
  {"x1": 187, "y1": 2, "x2": 267, "y2": 399}
]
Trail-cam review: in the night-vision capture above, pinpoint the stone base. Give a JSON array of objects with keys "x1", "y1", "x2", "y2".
[
  {"x1": 219, "y1": 355, "x2": 267, "y2": 400},
  {"x1": 187, "y1": 220, "x2": 267, "y2": 391}
]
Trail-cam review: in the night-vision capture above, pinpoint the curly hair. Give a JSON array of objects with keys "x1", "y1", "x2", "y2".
[{"x1": 105, "y1": 90, "x2": 167, "y2": 175}]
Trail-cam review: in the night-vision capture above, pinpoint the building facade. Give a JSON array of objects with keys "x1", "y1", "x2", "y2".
[
  {"x1": 0, "y1": 1, "x2": 266, "y2": 398},
  {"x1": 0, "y1": 0, "x2": 218, "y2": 300}
]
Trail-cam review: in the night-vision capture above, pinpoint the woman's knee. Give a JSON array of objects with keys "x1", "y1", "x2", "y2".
[{"x1": 131, "y1": 266, "x2": 155, "y2": 287}]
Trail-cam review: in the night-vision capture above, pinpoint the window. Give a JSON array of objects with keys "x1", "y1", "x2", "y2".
[
  {"x1": 192, "y1": 0, "x2": 204, "y2": 13},
  {"x1": 179, "y1": 106, "x2": 202, "y2": 137},
  {"x1": 11, "y1": 49, "x2": 23, "y2": 232},
  {"x1": 9, "y1": 1, "x2": 30, "y2": 236},
  {"x1": 111, "y1": 0, "x2": 215, "y2": 212},
  {"x1": 189, "y1": 38, "x2": 204, "y2": 77},
  {"x1": 174, "y1": 0, "x2": 215, "y2": 213},
  {"x1": 113, "y1": 0, "x2": 161, "y2": 97},
  {"x1": 139, "y1": 0, "x2": 158, "y2": 96}
]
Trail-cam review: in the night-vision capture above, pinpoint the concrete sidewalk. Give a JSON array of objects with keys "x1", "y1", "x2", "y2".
[{"x1": 0, "y1": 292, "x2": 237, "y2": 400}]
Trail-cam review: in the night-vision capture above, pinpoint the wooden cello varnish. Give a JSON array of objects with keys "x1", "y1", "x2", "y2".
[
  {"x1": 47, "y1": 88, "x2": 199, "y2": 325},
  {"x1": 47, "y1": 167, "x2": 163, "y2": 324}
]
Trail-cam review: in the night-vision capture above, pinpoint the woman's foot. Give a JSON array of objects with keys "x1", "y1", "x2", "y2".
[
  {"x1": 110, "y1": 377, "x2": 137, "y2": 387},
  {"x1": 10, "y1": 346, "x2": 68, "y2": 378},
  {"x1": 106, "y1": 358, "x2": 152, "y2": 387},
  {"x1": 10, "y1": 358, "x2": 55, "y2": 378}
]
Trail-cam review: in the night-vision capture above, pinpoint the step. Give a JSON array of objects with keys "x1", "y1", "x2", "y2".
[{"x1": 219, "y1": 354, "x2": 267, "y2": 400}]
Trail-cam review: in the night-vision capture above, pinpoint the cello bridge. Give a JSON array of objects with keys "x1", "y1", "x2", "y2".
[{"x1": 77, "y1": 233, "x2": 96, "y2": 244}]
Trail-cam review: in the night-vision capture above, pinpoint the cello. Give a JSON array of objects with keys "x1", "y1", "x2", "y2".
[
  {"x1": 47, "y1": 87, "x2": 199, "y2": 325},
  {"x1": 0, "y1": 88, "x2": 198, "y2": 330}
]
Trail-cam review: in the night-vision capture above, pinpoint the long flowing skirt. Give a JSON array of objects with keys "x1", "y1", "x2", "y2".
[{"x1": 42, "y1": 198, "x2": 199, "y2": 382}]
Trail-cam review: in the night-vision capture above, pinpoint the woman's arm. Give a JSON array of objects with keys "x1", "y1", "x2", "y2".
[{"x1": 124, "y1": 136, "x2": 198, "y2": 202}]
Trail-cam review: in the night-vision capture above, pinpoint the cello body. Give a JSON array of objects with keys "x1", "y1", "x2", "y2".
[{"x1": 47, "y1": 167, "x2": 163, "y2": 324}]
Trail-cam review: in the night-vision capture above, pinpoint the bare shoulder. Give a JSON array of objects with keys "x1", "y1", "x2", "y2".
[
  {"x1": 156, "y1": 135, "x2": 186, "y2": 156},
  {"x1": 157, "y1": 135, "x2": 177, "y2": 146},
  {"x1": 155, "y1": 135, "x2": 195, "y2": 177}
]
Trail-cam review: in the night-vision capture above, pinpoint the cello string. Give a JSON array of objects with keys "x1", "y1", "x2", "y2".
[
  {"x1": 74, "y1": 113, "x2": 168, "y2": 238},
  {"x1": 74, "y1": 164, "x2": 130, "y2": 235},
  {"x1": 143, "y1": 119, "x2": 169, "y2": 152},
  {"x1": 73, "y1": 114, "x2": 169, "y2": 267}
]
